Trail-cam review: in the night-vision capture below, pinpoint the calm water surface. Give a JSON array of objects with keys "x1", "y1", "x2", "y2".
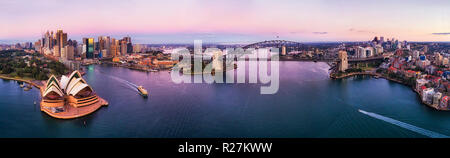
[{"x1": 1, "y1": 61, "x2": 450, "y2": 138}]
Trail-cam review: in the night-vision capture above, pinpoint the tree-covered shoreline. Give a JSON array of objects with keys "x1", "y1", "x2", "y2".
[{"x1": 0, "y1": 50, "x2": 68, "y2": 80}]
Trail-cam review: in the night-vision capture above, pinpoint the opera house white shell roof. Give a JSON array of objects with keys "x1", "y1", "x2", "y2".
[
  {"x1": 42, "y1": 71, "x2": 93, "y2": 98},
  {"x1": 43, "y1": 75, "x2": 64, "y2": 97}
]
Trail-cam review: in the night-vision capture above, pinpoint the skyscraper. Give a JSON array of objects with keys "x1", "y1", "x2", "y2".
[
  {"x1": 120, "y1": 40, "x2": 127, "y2": 56},
  {"x1": 121, "y1": 36, "x2": 133, "y2": 54},
  {"x1": 53, "y1": 45, "x2": 60, "y2": 57},
  {"x1": 83, "y1": 38, "x2": 95, "y2": 59},
  {"x1": 65, "y1": 45, "x2": 74, "y2": 60},
  {"x1": 61, "y1": 33, "x2": 67, "y2": 48}
]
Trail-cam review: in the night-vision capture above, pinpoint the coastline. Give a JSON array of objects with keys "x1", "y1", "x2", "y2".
[
  {"x1": 0, "y1": 75, "x2": 42, "y2": 89},
  {"x1": 0, "y1": 70, "x2": 87, "y2": 89},
  {"x1": 330, "y1": 72, "x2": 448, "y2": 111}
]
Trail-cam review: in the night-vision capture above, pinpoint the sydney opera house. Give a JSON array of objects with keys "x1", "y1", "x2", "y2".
[{"x1": 40, "y1": 71, "x2": 108, "y2": 119}]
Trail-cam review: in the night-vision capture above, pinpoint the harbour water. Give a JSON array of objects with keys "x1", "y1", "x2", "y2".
[{"x1": 1, "y1": 61, "x2": 450, "y2": 138}]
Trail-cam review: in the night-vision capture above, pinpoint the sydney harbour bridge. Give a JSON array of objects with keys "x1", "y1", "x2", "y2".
[{"x1": 242, "y1": 40, "x2": 308, "y2": 49}]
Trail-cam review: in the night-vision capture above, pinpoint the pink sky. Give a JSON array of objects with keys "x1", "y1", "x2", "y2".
[{"x1": 1, "y1": 0, "x2": 449, "y2": 43}]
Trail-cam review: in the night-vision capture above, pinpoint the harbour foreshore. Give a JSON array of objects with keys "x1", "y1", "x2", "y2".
[
  {"x1": 0, "y1": 70, "x2": 87, "y2": 89},
  {"x1": 0, "y1": 75, "x2": 43, "y2": 89},
  {"x1": 330, "y1": 72, "x2": 448, "y2": 111}
]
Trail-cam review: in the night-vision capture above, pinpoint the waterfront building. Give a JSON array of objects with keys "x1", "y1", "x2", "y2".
[
  {"x1": 433, "y1": 92, "x2": 442, "y2": 108},
  {"x1": 40, "y1": 71, "x2": 107, "y2": 119},
  {"x1": 60, "y1": 71, "x2": 98, "y2": 107},
  {"x1": 357, "y1": 46, "x2": 366, "y2": 58},
  {"x1": 42, "y1": 71, "x2": 98, "y2": 111},
  {"x1": 83, "y1": 38, "x2": 95, "y2": 59},
  {"x1": 422, "y1": 88, "x2": 435, "y2": 104},
  {"x1": 405, "y1": 70, "x2": 417, "y2": 78},
  {"x1": 365, "y1": 47, "x2": 373, "y2": 57},
  {"x1": 41, "y1": 75, "x2": 65, "y2": 113},
  {"x1": 443, "y1": 58, "x2": 449, "y2": 66},
  {"x1": 440, "y1": 96, "x2": 449, "y2": 109},
  {"x1": 338, "y1": 51, "x2": 348, "y2": 72}
]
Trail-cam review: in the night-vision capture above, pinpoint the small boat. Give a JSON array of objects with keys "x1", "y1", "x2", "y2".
[
  {"x1": 137, "y1": 86, "x2": 148, "y2": 97},
  {"x1": 24, "y1": 87, "x2": 31, "y2": 91}
]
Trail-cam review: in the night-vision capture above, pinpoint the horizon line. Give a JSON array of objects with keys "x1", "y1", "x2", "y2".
[{"x1": 1, "y1": 40, "x2": 450, "y2": 45}]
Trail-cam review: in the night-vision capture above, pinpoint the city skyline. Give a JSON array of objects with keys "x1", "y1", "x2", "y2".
[{"x1": 1, "y1": 0, "x2": 449, "y2": 44}]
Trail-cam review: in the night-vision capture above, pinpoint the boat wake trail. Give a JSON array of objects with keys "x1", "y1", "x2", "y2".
[
  {"x1": 110, "y1": 75, "x2": 139, "y2": 91},
  {"x1": 95, "y1": 69, "x2": 139, "y2": 91},
  {"x1": 358, "y1": 109, "x2": 448, "y2": 138}
]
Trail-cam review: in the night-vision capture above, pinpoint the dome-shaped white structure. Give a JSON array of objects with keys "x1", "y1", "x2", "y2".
[{"x1": 43, "y1": 75, "x2": 64, "y2": 97}]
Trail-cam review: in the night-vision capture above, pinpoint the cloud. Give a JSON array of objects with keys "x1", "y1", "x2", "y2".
[
  {"x1": 312, "y1": 32, "x2": 328, "y2": 35},
  {"x1": 348, "y1": 28, "x2": 376, "y2": 34},
  {"x1": 432, "y1": 33, "x2": 450, "y2": 35}
]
